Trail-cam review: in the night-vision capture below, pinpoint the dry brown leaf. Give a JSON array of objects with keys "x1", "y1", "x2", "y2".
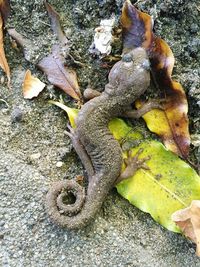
[
  {"x1": 172, "y1": 200, "x2": 200, "y2": 256},
  {"x1": 0, "y1": 13, "x2": 10, "y2": 87},
  {"x1": 22, "y1": 70, "x2": 45, "y2": 99},
  {"x1": 38, "y1": 45, "x2": 81, "y2": 100},
  {"x1": 121, "y1": 0, "x2": 190, "y2": 158},
  {"x1": 121, "y1": 0, "x2": 153, "y2": 50}
]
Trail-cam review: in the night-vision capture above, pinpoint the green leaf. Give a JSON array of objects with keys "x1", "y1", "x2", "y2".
[{"x1": 51, "y1": 102, "x2": 200, "y2": 233}]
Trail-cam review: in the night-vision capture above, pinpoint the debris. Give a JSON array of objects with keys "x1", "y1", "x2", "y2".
[{"x1": 89, "y1": 16, "x2": 115, "y2": 56}]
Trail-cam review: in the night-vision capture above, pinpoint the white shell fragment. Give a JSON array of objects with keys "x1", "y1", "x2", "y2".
[
  {"x1": 191, "y1": 134, "x2": 200, "y2": 147},
  {"x1": 90, "y1": 16, "x2": 115, "y2": 56}
]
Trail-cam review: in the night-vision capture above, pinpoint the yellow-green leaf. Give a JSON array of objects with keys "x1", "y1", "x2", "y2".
[
  {"x1": 108, "y1": 118, "x2": 142, "y2": 141},
  {"x1": 116, "y1": 141, "x2": 200, "y2": 232},
  {"x1": 51, "y1": 103, "x2": 200, "y2": 233},
  {"x1": 49, "y1": 100, "x2": 78, "y2": 128}
]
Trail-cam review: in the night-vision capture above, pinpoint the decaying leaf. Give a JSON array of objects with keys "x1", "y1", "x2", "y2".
[
  {"x1": 121, "y1": 0, "x2": 153, "y2": 50},
  {"x1": 172, "y1": 200, "x2": 200, "y2": 256},
  {"x1": 0, "y1": 0, "x2": 10, "y2": 22},
  {"x1": 40, "y1": 2, "x2": 81, "y2": 100},
  {"x1": 50, "y1": 102, "x2": 200, "y2": 234},
  {"x1": 135, "y1": 99, "x2": 189, "y2": 158},
  {"x1": 121, "y1": 0, "x2": 190, "y2": 158},
  {"x1": 38, "y1": 45, "x2": 81, "y2": 100},
  {"x1": 44, "y1": 1, "x2": 69, "y2": 48},
  {"x1": 0, "y1": 14, "x2": 10, "y2": 87},
  {"x1": 148, "y1": 37, "x2": 190, "y2": 158},
  {"x1": 22, "y1": 70, "x2": 46, "y2": 99}
]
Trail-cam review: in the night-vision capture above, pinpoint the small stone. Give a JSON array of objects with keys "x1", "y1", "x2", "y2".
[
  {"x1": 11, "y1": 107, "x2": 23, "y2": 123},
  {"x1": 1, "y1": 76, "x2": 5, "y2": 84},
  {"x1": 0, "y1": 233, "x2": 4, "y2": 239},
  {"x1": 0, "y1": 220, "x2": 5, "y2": 227},
  {"x1": 191, "y1": 134, "x2": 200, "y2": 147},
  {"x1": 56, "y1": 161, "x2": 63, "y2": 168},
  {"x1": 57, "y1": 147, "x2": 71, "y2": 160},
  {"x1": 61, "y1": 255, "x2": 66, "y2": 261},
  {"x1": 160, "y1": 3, "x2": 168, "y2": 13},
  {"x1": 29, "y1": 153, "x2": 41, "y2": 161},
  {"x1": 190, "y1": 24, "x2": 199, "y2": 33}
]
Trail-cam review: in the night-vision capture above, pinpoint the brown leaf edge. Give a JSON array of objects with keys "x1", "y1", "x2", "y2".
[
  {"x1": 44, "y1": 0, "x2": 69, "y2": 47},
  {"x1": 0, "y1": 13, "x2": 10, "y2": 87},
  {"x1": 172, "y1": 200, "x2": 200, "y2": 256},
  {"x1": 121, "y1": 0, "x2": 190, "y2": 158},
  {"x1": 0, "y1": 0, "x2": 11, "y2": 23}
]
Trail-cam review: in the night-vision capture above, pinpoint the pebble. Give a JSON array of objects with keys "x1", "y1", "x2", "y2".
[
  {"x1": 29, "y1": 153, "x2": 41, "y2": 161},
  {"x1": 10, "y1": 107, "x2": 23, "y2": 123},
  {"x1": 56, "y1": 161, "x2": 63, "y2": 168}
]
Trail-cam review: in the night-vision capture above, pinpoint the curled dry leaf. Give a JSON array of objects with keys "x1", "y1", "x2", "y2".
[
  {"x1": 22, "y1": 70, "x2": 45, "y2": 99},
  {"x1": 172, "y1": 200, "x2": 200, "y2": 256},
  {"x1": 38, "y1": 44, "x2": 81, "y2": 101},
  {"x1": 0, "y1": 13, "x2": 10, "y2": 87},
  {"x1": 135, "y1": 99, "x2": 188, "y2": 159},
  {"x1": 121, "y1": 0, "x2": 190, "y2": 158},
  {"x1": 148, "y1": 37, "x2": 190, "y2": 158},
  {"x1": 42, "y1": 2, "x2": 81, "y2": 100}
]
